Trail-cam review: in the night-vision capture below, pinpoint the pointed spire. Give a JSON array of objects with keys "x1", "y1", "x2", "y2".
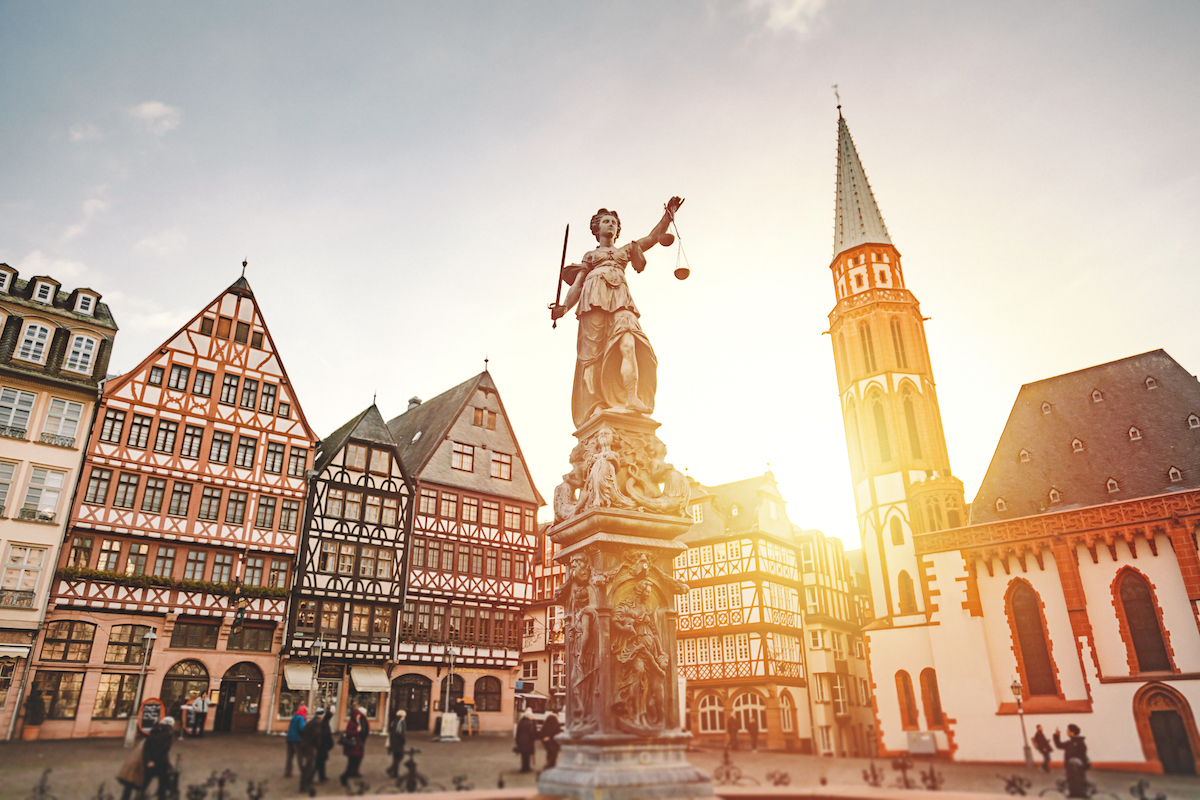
[{"x1": 833, "y1": 112, "x2": 892, "y2": 258}]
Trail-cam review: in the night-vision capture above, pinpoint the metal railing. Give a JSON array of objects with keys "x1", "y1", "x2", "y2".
[
  {"x1": 0, "y1": 426, "x2": 26, "y2": 440},
  {"x1": 39, "y1": 432, "x2": 75, "y2": 448},
  {"x1": 17, "y1": 508, "x2": 55, "y2": 523},
  {"x1": 0, "y1": 589, "x2": 34, "y2": 607}
]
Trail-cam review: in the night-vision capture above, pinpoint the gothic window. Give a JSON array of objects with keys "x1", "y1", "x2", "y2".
[
  {"x1": 859, "y1": 322, "x2": 877, "y2": 372},
  {"x1": 946, "y1": 496, "x2": 962, "y2": 528},
  {"x1": 925, "y1": 496, "x2": 943, "y2": 532},
  {"x1": 1129, "y1": 427, "x2": 1142, "y2": 441},
  {"x1": 846, "y1": 400, "x2": 864, "y2": 473},
  {"x1": 872, "y1": 402, "x2": 891, "y2": 463},
  {"x1": 1117, "y1": 571, "x2": 1171, "y2": 673},
  {"x1": 1008, "y1": 582, "x2": 1057, "y2": 696},
  {"x1": 890, "y1": 517, "x2": 904, "y2": 546},
  {"x1": 897, "y1": 571, "x2": 917, "y2": 614},
  {"x1": 890, "y1": 318, "x2": 908, "y2": 368},
  {"x1": 836, "y1": 333, "x2": 850, "y2": 382},
  {"x1": 919, "y1": 668, "x2": 944, "y2": 727},
  {"x1": 903, "y1": 394, "x2": 922, "y2": 458},
  {"x1": 895, "y1": 670, "x2": 919, "y2": 729}
]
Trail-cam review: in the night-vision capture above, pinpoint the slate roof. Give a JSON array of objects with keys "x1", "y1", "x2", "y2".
[
  {"x1": 0, "y1": 273, "x2": 118, "y2": 331},
  {"x1": 315, "y1": 404, "x2": 403, "y2": 473},
  {"x1": 832, "y1": 111, "x2": 892, "y2": 259},
  {"x1": 387, "y1": 372, "x2": 495, "y2": 472},
  {"x1": 970, "y1": 350, "x2": 1200, "y2": 524}
]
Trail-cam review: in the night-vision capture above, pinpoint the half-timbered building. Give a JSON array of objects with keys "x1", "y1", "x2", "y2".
[
  {"x1": 0, "y1": 266, "x2": 117, "y2": 739},
  {"x1": 275, "y1": 404, "x2": 414, "y2": 732},
  {"x1": 675, "y1": 473, "x2": 812, "y2": 751},
  {"x1": 521, "y1": 522, "x2": 566, "y2": 711},
  {"x1": 385, "y1": 371, "x2": 542, "y2": 733},
  {"x1": 24, "y1": 276, "x2": 316, "y2": 739}
]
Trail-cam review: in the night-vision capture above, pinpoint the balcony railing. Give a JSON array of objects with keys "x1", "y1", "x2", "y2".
[
  {"x1": 0, "y1": 589, "x2": 35, "y2": 608},
  {"x1": 0, "y1": 426, "x2": 27, "y2": 440},
  {"x1": 39, "y1": 432, "x2": 75, "y2": 448},
  {"x1": 17, "y1": 508, "x2": 55, "y2": 523}
]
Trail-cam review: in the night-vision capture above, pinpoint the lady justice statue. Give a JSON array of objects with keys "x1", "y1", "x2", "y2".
[{"x1": 550, "y1": 197, "x2": 684, "y2": 429}]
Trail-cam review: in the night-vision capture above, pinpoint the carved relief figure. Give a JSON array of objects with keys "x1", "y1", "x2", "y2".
[
  {"x1": 554, "y1": 555, "x2": 600, "y2": 733},
  {"x1": 582, "y1": 426, "x2": 634, "y2": 511},
  {"x1": 553, "y1": 444, "x2": 588, "y2": 523},
  {"x1": 551, "y1": 198, "x2": 684, "y2": 427},
  {"x1": 626, "y1": 438, "x2": 689, "y2": 517},
  {"x1": 611, "y1": 580, "x2": 670, "y2": 734}
]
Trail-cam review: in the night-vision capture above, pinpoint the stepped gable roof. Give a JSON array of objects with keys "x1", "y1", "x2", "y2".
[
  {"x1": 970, "y1": 350, "x2": 1200, "y2": 524},
  {"x1": 833, "y1": 110, "x2": 893, "y2": 259},
  {"x1": 315, "y1": 404, "x2": 401, "y2": 473}
]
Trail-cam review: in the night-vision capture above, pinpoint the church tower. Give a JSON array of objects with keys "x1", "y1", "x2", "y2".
[{"x1": 826, "y1": 108, "x2": 965, "y2": 623}]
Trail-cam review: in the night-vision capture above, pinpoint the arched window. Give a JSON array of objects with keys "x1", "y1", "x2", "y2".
[
  {"x1": 1117, "y1": 571, "x2": 1172, "y2": 673},
  {"x1": 1008, "y1": 582, "x2": 1057, "y2": 696},
  {"x1": 474, "y1": 676, "x2": 502, "y2": 712},
  {"x1": 697, "y1": 694, "x2": 724, "y2": 734},
  {"x1": 17, "y1": 323, "x2": 52, "y2": 363},
  {"x1": 890, "y1": 517, "x2": 904, "y2": 546},
  {"x1": 439, "y1": 673, "x2": 464, "y2": 709},
  {"x1": 945, "y1": 496, "x2": 962, "y2": 528},
  {"x1": 925, "y1": 496, "x2": 944, "y2": 532},
  {"x1": 919, "y1": 668, "x2": 944, "y2": 727},
  {"x1": 836, "y1": 333, "x2": 850, "y2": 383},
  {"x1": 890, "y1": 318, "x2": 908, "y2": 369},
  {"x1": 161, "y1": 659, "x2": 210, "y2": 715},
  {"x1": 779, "y1": 691, "x2": 795, "y2": 733},
  {"x1": 895, "y1": 671, "x2": 919, "y2": 730},
  {"x1": 897, "y1": 571, "x2": 917, "y2": 614},
  {"x1": 64, "y1": 334, "x2": 97, "y2": 374},
  {"x1": 873, "y1": 402, "x2": 891, "y2": 463},
  {"x1": 732, "y1": 691, "x2": 767, "y2": 732},
  {"x1": 846, "y1": 401, "x2": 864, "y2": 472},
  {"x1": 903, "y1": 395, "x2": 922, "y2": 459},
  {"x1": 859, "y1": 322, "x2": 877, "y2": 373}
]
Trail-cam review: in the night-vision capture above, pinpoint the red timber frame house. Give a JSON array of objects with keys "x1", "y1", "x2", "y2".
[
  {"x1": 26, "y1": 277, "x2": 316, "y2": 738},
  {"x1": 276, "y1": 404, "x2": 414, "y2": 732},
  {"x1": 385, "y1": 371, "x2": 543, "y2": 733}
]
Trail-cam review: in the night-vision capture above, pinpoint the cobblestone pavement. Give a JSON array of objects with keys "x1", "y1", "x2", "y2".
[{"x1": 1, "y1": 733, "x2": 1198, "y2": 799}]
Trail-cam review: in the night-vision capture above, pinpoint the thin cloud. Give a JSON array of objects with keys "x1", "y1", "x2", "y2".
[
  {"x1": 69, "y1": 123, "x2": 101, "y2": 142},
  {"x1": 129, "y1": 101, "x2": 182, "y2": 136},
  {"x1": 745, "y1": 0, "x2": 828, "y2": 34},
  {"x1": 62, "y1": 197, "x2": 108, "y2": 241},
  {"x1": 17, "y1": 251, "x2": 90, "y2": 282},
  {"x1": 133, "y1": 228, "x2": 188, "y2": 258}
]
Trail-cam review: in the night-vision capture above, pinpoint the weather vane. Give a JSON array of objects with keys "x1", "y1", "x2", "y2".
[{"x1": 241, "y1": 259, "x2": 248, "y2": 277}]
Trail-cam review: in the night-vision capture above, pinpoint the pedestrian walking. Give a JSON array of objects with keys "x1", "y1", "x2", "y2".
[
  {"x1": 746, "y1": 713, "x2": 759, "y2": 752},
  {"x1": 314, "y1": 709, "x2": 334, "y2": 783},
  {"x1": 285, "y1": 704, "x2": 307, "y2": 778},
  {"x1": 515, "y1": 707, "x2": 537, "y2": 773},
  {"x1": 143, "y1": 716, "x2": 175, "y2": 800},
  {"x1": 541, "y1": 711, "x2": 562, "y2": 770},
  {"x1": 1032, "y1": 724, "x2": 1053, "y2": 772},
  {"x1": 339, "y1": 706, "x2": 369, "y2": 787},
  {"x1": 726, "y1": 713, "x2": 740, "y2": 751},
  {"x1": 299, "y1": 708, "x2": 322, "y2": 796},
  {"x1": 116, "y1": 739, "x2": 146, "y2": 800},
  {"x1": 386, "y1": 709, "x2": 407, "y2": 778},
  {"x1": 1053, "y1": 724, "x2": 1090, "y2": 798},
  {"x1": 190, "y1": 691, "x2": 210, "y2": 737}
]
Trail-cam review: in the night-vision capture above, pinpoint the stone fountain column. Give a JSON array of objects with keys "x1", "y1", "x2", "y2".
[{"x1": 538, "y1": 410, "x2": 712, "y2": 800}]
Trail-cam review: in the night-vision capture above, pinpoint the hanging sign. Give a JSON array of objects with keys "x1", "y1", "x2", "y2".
[{"x1": 137, "y1": 698, "x2": 164, "y2": 735}]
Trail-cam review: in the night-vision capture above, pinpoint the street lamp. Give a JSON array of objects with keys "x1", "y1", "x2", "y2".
[
  {"x1": 1010, "y1": 678, "x2": 1033, "y2": 769},
  {"x1": 436, "y1": 644, "x2": 460, "y2": 742},
  {"x1": 124, "y1": 629, "x2": 158, "y2": 748},
  {"x1": 307, "y1": 638, "x2": 325, "y2": 712}
]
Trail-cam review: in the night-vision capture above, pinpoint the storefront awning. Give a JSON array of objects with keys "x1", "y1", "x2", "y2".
[
  {"x1": 350, "y1": 666, "x2": 390, "y2": 693},
  {"x1": 284, "y1": 663, "x2": 314, "y2": 691},
  {"x1": 0, "y1": 646, "x2": 30, "y2": 658}
]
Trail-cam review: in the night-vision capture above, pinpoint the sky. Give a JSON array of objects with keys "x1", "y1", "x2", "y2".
[{"x1": 2, "y1": 1, "x2": 1198, "y2": 549}]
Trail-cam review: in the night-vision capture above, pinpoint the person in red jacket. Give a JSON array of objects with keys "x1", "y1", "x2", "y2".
[{"x1": 339, "y1": 706, "x2": 369, "y2": 788}]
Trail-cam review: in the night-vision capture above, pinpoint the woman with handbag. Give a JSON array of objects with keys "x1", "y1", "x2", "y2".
[{"x1": 339, "y1": 706, "x2": 369, "y2": 787}]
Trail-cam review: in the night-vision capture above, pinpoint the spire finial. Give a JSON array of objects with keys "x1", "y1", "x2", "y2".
[
  {"x1": 373, "y1": 390, "x2": 377, "y2": 406},
  {"x1": 833, "y1": 84, "x2": 842, "y2": 117},
  {"x1": 241, "y1": 259, "x2": 248, "y2": 277},
  {"x1": 484, "y1": 356, "x2": 489, "y2": 372}
]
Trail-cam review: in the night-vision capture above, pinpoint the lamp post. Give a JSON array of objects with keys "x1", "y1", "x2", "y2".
[
  {"x1": 307, "y1": 638, "x2": 325, "y2": 712},
  {"x1": 124, "y1": 629, "x2": 158, "y2": 748},
  {"x1": 1011, "y1": 678, "x2": 1034, "y2": 769},
  {"x1": 436, "y1": 644, "x2": 460, "y2": 742}
]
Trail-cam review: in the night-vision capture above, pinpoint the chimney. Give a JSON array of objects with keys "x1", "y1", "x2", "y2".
[{"x1": 407, "y1": 396, "x2": 422, "y2": 410}]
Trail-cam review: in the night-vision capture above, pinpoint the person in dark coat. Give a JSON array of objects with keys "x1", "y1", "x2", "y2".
[
  {"x1": 746, "y1": 714, "x2": 760, "y2": 752},
  {"x1": 515, "y1": 708, "x2": 537, "y2": 773},
  {"x1": 1032, "y1": 724, "x2": 1053, "y2": 772},
  {"x1": 314, "y1": 709, "x2": 335, "y2": 783},
  {"x1": 116, "y1": 740, "x2": 146, "y2": 800},
  {"x1": 1053, "y1": 724, "x2": 1090, "y2": 798},
  {"x1": 726, "y1": 713, "x2": 740, "y2": 751},
  {"x1": 386, "y1": 709, "x2": 407, "y2": 778},
  {"x1": 143, "y1": 716, "x2": 175, "y2": 800},
  {"x1": 340, "y1": 706, "x2": 369, "y2": 787},
  {"x1": 541, "y1": 712, "x2": 562, "y2": 769},
  {"x1": 299, "y1": 708, "x2": 323, "y2": 796},
  {"x1": 285, "y1": 704, "x2": 307, "y2": 777}
]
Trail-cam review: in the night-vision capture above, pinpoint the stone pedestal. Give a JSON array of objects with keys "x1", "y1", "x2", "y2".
[{"x1": 538, "y1": 412, "x2": 712, "y2": 800}]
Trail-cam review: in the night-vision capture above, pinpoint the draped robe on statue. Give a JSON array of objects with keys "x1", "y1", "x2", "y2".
[{"x1": 571, "y1": 242, "x2": 657, "y2": 428}]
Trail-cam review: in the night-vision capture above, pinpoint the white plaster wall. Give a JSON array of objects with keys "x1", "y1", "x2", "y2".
[{"x1": 865, "y1": 623, "x2": 932, "y2": 754}]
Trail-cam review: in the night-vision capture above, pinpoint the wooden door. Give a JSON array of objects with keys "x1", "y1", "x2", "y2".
[
  {"x1": 1151, "y1": 710, "x2": 1196, "y2": 775},
  {"x1": 392, "y1": 674, "x2": 432, "y2": 731}
]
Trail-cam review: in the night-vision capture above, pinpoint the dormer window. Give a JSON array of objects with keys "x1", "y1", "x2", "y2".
[
  {"x1": 1189, "y1": 414, "x2": 1200, "y2": 430},
  {"x1": 1092, "y1": 389, "x2": 1103, "y2": 403},
  {"x1": 64, "y1": 335, "x2": 97, "y2": 374},
  {"x1": 1129, "y1": 427, "x2": 1142, "y2": 441},
  {"x1": 34, "y1": 282, "x2": 56, "y2": 303},
  {"x1": 1072, "y1": 438, "x2": 1084, "y2": 453},
  {"x1": 74, "y1": 294, "x2": 95, "y2": 315},
  {"x1": 1146, "y1": 377, "x2": 1158, "y2": 390},
  {"x1": 1041, "y1": 402, "x2": 1052, "y2": 415},
  {"x1": 17, "y1": 323, "x2": 52, "y2": 363},
  {"x1": 995, "y1": 498, "x2": 1007, "y2": 512},
  {"x1": 1107, "y1": 478, "x2": 1120, "y2": 493},
  {"x1": 1169, "y1": 467, "x2": 1182, "y2": 482},
  {"x1": 0, "y1": 271, "x2": 12, "y2": 293},
  {"x1": 1019, "y1": 449, "x2": 1031, "y2": 463},
  {"x1": 1049, "y1": 488, "x2": 1061, "y2": 503}
]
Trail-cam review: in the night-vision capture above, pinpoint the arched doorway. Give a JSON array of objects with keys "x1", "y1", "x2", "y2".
[
  {"x1": 215, "y1": 662, "x2": 263, "y2": 733},
  {"x1": 161, "y1": 660, "x2": 209, "y2": 726},
  {"x1": 391, "y1": 674, "x2": 432, "y2": 731},
  {"x1": 1134, "y1": 683, "x2": 1199, "y2": 775},
  {"x1": 438, "y1": 673, "x2": 464, "y2": 713},
  {"x1": 732, "y1": 692, "x2": 766, "y2": 733}
]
